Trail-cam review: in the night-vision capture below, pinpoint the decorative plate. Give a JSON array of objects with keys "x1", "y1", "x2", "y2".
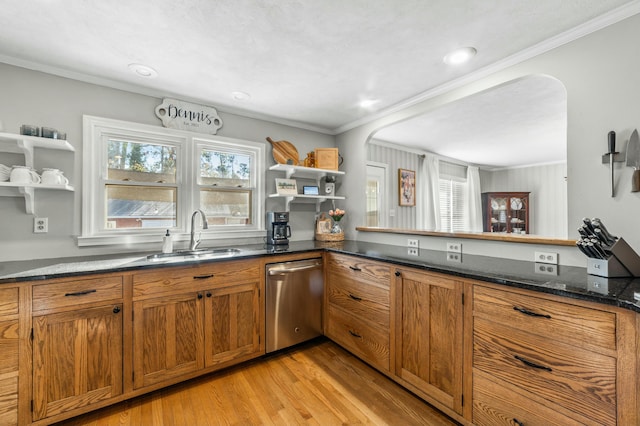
[{"x1": 511, "y1": 198, "x2": 523, "y2": 210}]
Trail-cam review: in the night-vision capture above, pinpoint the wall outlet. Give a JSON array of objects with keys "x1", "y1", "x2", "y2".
[
  {"x1": 446, "y1": 241, "x2": 462, "y2": 253},
  {"x1": 407, "y1": 239, "x2": 419, "y2": 248},
  {"x1": 407, "y1": 247, "x2": 419, "y2": 256},
  {"x1": 535, "y1": 251, "x2": 558, "y2": 264},
  {"x1": 534, "y1": 262, "x2": 557, "y2": 275},
  {"x1": 446, "y1": 252, "x2": 462, "y2": 263},
  {"x1": 34, "y1": 217, "x2": 48, "y2": 233}
]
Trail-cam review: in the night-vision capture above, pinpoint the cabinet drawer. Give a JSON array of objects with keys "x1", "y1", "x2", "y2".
[
  {"x1": 326, "y1": 304, "x2": 389, "y2": 372},
  {"x1": 474, "y1": 317, "x2": 616, "y2": 425},
  {"x1": 473, "y1": 371, "x2": 584, "y2": 426},
  {"x1": 473, "y1": 285, "x2": 616, "y2": 351},
  {"x1": 326, "y1": 273, "x2": 389, "y2": 328},
  {"x1": 33, "y1": 275, "x2": 123, "y2": 312},
  {"x1": 133, "y1": 259, "x2": 260, "y2": 297},
  {"x1": 0, "y1": 375, "x2": 18, "y2": 426},
  {"x1": 326, "y1": 253, "x2": 391, "y2": 287}
]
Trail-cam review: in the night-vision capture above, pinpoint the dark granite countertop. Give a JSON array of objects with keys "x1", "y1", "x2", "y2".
[{"x1": 2, "y1": 240, "x2": 639, "y2": 313}]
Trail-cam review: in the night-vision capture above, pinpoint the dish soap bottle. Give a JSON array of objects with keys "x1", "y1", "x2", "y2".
[{"x1": 162, "y1": 229, "x2": 173, "y2": 253}]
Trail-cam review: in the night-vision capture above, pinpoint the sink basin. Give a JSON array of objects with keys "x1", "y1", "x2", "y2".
[{"x1": 146, "y1": 248, "x2": 241, "y2": 263}]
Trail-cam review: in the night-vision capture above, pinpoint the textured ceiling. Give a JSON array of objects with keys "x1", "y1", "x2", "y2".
[{"x1": 0, "y1": 0, "x2": 638, "y2": 166}]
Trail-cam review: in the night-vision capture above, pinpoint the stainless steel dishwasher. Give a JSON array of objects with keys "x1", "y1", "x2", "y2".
[{"x1": 266, "y1": 258, "x2": 323, "y2": 353}]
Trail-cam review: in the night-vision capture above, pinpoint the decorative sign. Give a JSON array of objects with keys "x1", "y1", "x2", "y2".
[{"x1": 154, "y1": 98, "x2": 223, "y2": 134}]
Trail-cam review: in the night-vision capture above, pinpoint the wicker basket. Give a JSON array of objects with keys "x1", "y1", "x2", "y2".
[{"x1": 315, "y1": 231, "x2": 344, "y2": 242}]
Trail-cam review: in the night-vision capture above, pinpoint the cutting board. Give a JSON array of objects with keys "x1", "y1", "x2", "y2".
[{"x1": 266, "y1": 137, "x2": 299, "y2": 165}]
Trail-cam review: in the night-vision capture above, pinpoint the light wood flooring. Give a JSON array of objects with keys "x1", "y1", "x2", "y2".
[{"x1": 55, "y1": 338, "x2": 458, "y2": 425}]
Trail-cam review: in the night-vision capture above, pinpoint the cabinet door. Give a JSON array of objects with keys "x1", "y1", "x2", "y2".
[
  {"x1": 395, "y1": 268, "x2": 464, "y2": 415},
  {"x1": 0, "y1": 287, "x2": 19, "y2": 426},
  {"x1": 204, "y1": 281, "x2": 261, "y2": 368},
  {"x1": 133, "y1": 293, "x2": 204, "y2": 389},
  {"x1": 32, "y1": 304, "x2": 123, "y2": 421}
]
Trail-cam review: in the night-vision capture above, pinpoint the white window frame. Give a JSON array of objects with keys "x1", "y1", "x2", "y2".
[{"x1": 79, "y1": 115, "x2": 265, "y2": 247}]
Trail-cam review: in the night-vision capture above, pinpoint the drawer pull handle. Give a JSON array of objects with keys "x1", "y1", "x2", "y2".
[
  {"x1": 513, "y1": 306, "x2": 551, "y2": 319},
  {"x1": 514, "y1": 355, "x2": 552, "y2": 372},
  {"x1": 197, "y1": 293, "x2": 203, "y2": 299},
  {"x1": 512, "y1": 419, "x2": 524, "y2": 426},
  {"x1": 348, "y1": 330, "x2": 362, "y2": 339},
  {"x1": 64, "y1": 289, "x2": 97, "y2": 297},
  {"x1": 349, "y1": 266, "x2": 362, "y2": 271},
  {"x1": 113, "y1": 306, "x2": 121, "y2": 314},
  {"x1": 348, "y1": 293, "x2": 362, "y2": 301},
  {"x1": 395, "y1": 271, "x2": 401, "y2": 277},
  {"x1": 193, "y1": 274, "x2": 214, "y2": 280}
]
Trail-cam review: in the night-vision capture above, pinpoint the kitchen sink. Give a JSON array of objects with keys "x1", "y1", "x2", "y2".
[{"x1": 146, "y1": 248, "x2": 242, "y2": 263}]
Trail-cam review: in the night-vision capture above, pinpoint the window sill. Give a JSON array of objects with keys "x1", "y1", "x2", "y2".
[{"x1": 77, "y1": 230, "x2": 267, "y2": 247}]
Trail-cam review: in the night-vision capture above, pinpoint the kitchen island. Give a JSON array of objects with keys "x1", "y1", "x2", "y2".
[{"x1": 1, "y1": 240, "x2": 639, "y2": 425}]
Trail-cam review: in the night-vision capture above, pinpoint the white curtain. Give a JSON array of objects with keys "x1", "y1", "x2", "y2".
[
  {"x1": 465, "y1": 165, "x2": 483, "y2": 232},
  {"x1": 417, "y1": 154, "x2": 441, "y2": 231}
]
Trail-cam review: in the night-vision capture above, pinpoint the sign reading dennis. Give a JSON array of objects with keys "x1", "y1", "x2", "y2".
[{"x1": 155, "y1": 98, "x2": 223, "y2": 134}]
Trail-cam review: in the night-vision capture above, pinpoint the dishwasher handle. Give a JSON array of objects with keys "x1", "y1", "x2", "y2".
[{"x1": 267, "y1": 261, "x2": 322, "y2": 275}]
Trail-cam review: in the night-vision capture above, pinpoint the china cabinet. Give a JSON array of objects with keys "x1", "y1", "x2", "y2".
[{"x1": 481, "y1": 192, "x2": 530, "y2": 234}]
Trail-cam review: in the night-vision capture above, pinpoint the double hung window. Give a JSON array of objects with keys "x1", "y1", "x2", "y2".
[{"x1": 80, "y1": 116, "x2": 264, "y2": 246}]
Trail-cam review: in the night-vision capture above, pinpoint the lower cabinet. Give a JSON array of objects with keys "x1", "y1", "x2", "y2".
[
  {"x1": 132, "y1": 292, "x2": 204, "y2": 388},
  {"x1": 31, "y1": 274, "x2": 124, "y2": 423},
  {"x1": 0, "y1": 287, "x2": 20, "y2": 426},
  {"x1": 324, "y1": 253, "x2": 392, "y2": 372},
  {"x1": 472, "y1": 283, "x2": 637, "y2": 426},
  {"x1": 32, "y1": 304, "x2": 123, "y2": 421},
  {"x1": 204, "y1": 281, "x2": 261, "y2": 368},
  {"x1": 132, "y1": 261, "x2": 262, "y2": 390},
  {"x1": 394, "y1": 267, "x2": 465, "y2": 416}
]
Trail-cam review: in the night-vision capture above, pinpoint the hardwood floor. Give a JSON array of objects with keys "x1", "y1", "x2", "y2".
[{"x1": 55, "y1": 338, "x2": 458, "y2": 425}]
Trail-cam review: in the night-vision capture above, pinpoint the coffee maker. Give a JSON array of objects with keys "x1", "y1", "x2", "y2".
[{"x1": 266, "y1": 211, "x2": 291, "y2": 246}]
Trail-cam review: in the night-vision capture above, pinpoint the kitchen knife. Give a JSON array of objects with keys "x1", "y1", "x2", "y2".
[
  {"x1": 609, "y1": 131, "x2": 616, "y2": 197},
  {"x1": 626, "y1": 129, "x2": 640, "y2": 192}
]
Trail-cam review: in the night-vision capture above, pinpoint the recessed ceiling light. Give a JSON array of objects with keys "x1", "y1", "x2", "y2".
[
  {"x1": 359, "y1": 98, "x2": 380, "y2": 109},
  {"x1": 232, "y1": 91, "x2": 251, "y2": 101},
  {"x1": 128, "y1": 63, "x2": 158, "y2": 78},
  {"x1": 443, "y1": 47, "x2": 477, "y2": 65}
]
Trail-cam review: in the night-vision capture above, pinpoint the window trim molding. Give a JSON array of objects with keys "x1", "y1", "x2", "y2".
[{"x1": 79, "y1": 115, "x2": 265, "y2": 247}]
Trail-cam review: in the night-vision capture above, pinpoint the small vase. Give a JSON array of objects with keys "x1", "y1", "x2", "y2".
[{"x1": 331, "y1": 221, "x2": 343, "y2": 234}]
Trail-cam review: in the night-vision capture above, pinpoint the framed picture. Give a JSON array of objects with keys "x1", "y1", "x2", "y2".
[
  {"x1": 316, "y1": 217, "x2": 332, "y2": 234},
  {"x1": 275, "y1": 178, "x2": 298, "y2": 195},
  {"x1": 398, "y1": 168, "x2": 416, "y2": 206}
]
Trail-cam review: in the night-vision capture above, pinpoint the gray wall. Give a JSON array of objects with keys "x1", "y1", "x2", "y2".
[
  {"x1": 0, "y1": 63, "x2": 334, "y2": 261},
  {"x1": 367, "y1": 141, "x2": 419, "y2": 228},
  {"x1": 337, "y1": 13, "x2": 640, "y2": 267}
]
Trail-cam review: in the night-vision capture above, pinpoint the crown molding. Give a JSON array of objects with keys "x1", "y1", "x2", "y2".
[{"x1": 333, "y1": 1, "x2": 640, "y2": 135}]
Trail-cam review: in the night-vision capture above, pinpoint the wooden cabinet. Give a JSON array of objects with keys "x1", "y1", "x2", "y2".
[
  {"x1": 394, "y1": 267, "x2": 465, "y2": 416},
  {"x1": 324, "y1": 253, "x2": 392, "y2": 372},
  {"x1": 481, "y1": 192, "x2": 530, "y2": 234},
  {"x1": 0, "y1": 287, "x2": 20, "y2": 426},
  {"x1": 472, "y1": 284, "x2": 637, "y2": 425},
  {"x1": 132, "y1": 292, "x2": 203, "y2": 389},
  {"x1": 31, "y1": 275, "x2": 124, "y2": 422},
  {"x1": 204, "y1": 281, "x2": 261, "y2": 368},
  {"x1": 132, "y1": 259, "x2": 262, "y2": 390}
]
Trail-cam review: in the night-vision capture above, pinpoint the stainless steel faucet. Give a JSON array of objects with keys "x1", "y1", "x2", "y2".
[{"x1": 189, "y1": 210, "x2": 209, "y2": 251}]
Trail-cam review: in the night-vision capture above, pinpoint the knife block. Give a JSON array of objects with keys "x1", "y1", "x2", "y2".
[{"x1": 586, "y1": 238, "x2": 640, "y2": 277}]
